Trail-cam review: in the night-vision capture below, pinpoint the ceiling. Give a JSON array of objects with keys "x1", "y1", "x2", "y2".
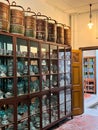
[{"x1": 43, "y1": 0, "x2": 98, "y2": 14}]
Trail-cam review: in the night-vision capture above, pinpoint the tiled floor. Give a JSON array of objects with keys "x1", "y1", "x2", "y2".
[
  {"x1": 54, "y1": 93, "x2": 98, "y2": 130},
  {"x1": 84, "y1": 93, "x2": 98, "y2": 116}
]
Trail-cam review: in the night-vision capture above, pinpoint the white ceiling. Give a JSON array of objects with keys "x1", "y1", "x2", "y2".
[{"x1": 43, "y1": 0, "x2": 98, "y2": 14}]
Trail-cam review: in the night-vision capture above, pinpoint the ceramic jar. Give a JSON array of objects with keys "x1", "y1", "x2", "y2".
[
  {"x1": 0, "y1": 0, "x2": 10, "y2": 32},
  {"x1": 36, "y1": 12, "x2": 48, "y2": 41},
  {"x1": 24, "y1": 7, "x2": 36, "y2": 38},
  {"x1": 10, "y1": 1, "x2": 25, "y2": 35},
  {"x1": 56, "y1": 23, "x2": 64, "y2": 44},
  {"x1": 47, "y1": 17, "x2": 56, "y2": 42}
]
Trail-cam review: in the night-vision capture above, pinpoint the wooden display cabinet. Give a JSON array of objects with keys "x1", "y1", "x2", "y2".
[
  {"x1": 0, "y1": 31, "x2": 72, "y2": 130},
  {"x1": 83, "y1": 57, "x2": 96, "y2": 94}
]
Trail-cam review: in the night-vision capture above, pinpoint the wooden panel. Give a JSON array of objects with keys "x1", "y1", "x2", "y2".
[
  {"x1": 72, "y1": 50, "x2": 84, "y2": 116},
  {"x1": 73, "y1": 66, "x2": 81, "y2": 85}
]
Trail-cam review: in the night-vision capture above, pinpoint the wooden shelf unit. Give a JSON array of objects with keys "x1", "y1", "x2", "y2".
[{"x1": 83, "y1": 57, "x2": 96, "y2": 94}]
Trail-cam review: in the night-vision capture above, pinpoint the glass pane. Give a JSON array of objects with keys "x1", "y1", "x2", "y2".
[
  {"x1": 30, "y1": 97, "x2": 40, "y2": 115},
  {"x1": 65, "y1": 50, "x2": 71, "y2": 85},
  {"x1": 66, "y1": 101, "x2": 71, "y2": 114},
  {"x1": 30, "y1": 97, "x2": 40, "y2": 130},
  {"x1": 50, "y1": 45, "x2": 57, "y2": 59},
  {"x1": 59, "y1": 74, "x2": 65, "y2": 87},
  {"x1": 30, "y1": 77, "x2": 40, "y2": 93},
  {"x1": 30, "y1": 60, "x2": 39, "y2": 75},
  {"x1": 17, "y1": 59, "x2": 28, "y2": 76},
  {"x1": 42, "y1": 75, "x2": 49, "y2": 91},
  {"x1": 65, "y1": 51, "x2": 71, "y2": 60},
  {"x1": 0, "y1": 57, "x2": 14, "y2": 77},
  {"x1": 18, "y1": 119, "x2": 28, "y2": 130},
  {"x1": 0, "y1": 35, "x2": 13, "y2": 56},
  {"x1": 0, "y1": 78, "x2": 14, "y2": 99},
  {"x1": 66, "y1": 89, "x2": 71, "y2": 102},
  {"x1": 42, "y1": 60, "x2": 49, "y2": 74},
  {"x1": 17, "y1": 77, "x2": 29, "y2": 96},
  {"x1": 0, "y1": 35, "x2": 14, "y2": 99},
  {"x1": 17, "y1": 102, "x2": 28, "y2": 121},
  {"x1": 16, "y1": 38, "x2": 28, "y2": 57},
  {"x1": 30, "y1": 114, "x2": 40, "y2": 130},
  {"x1": 59, "y1": 60, "x2": 65, "y2": 73},
  {"x1": 0, "y1": 104, "x2": 14, "y2": 127},
  {"x1": 65, "y1": 73, "x2": 71, "y2": 85},
  {"x1": 50, "y1": 60, "x2": 58, "y2": 74},
  {"x1": 51, "y1": 93, "x2": 58, "y2": 122},
  {"x1": 41, "y1": 44, "x2": 49, "y2": 59},
  {"x1": 30, "y1": 41, "x2": 39, "y2": 58},
  {"x1": 59, "y1": 91, "x2": 65, "y2": 118},
  {"x1": 42, "y1": 95, "x2": 50, "y2": 128},
  {"x1": 58, "y1": 47, "x2": 64, "y2": 59},
  {"x1": 66, "y1": 60, "x2": 71, "y2": 73},
  {"x1": 50, "y1": 75, "x2": 58, "y2": 88}
]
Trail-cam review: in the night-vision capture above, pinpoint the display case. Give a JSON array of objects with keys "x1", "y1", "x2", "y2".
[{"x1": 0, "y1": 31, "x2": 72, "y2": 130}]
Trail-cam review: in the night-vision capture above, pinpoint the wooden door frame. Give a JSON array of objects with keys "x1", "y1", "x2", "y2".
[
  {"x1": 79, "y1": 46, "x2": 97, "y2": 103},
  {"x1": 79, "y1": 46, "x2": 98, "y2": 51}
]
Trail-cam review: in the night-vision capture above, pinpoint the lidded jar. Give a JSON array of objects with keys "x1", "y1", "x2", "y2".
[
  {"x1": 10, "y1": 1, "x2": 25, "y2": 35},
  {"x1": 24, "y1": 7, "x2": 36, "y2": 38},
  {"x1": 0, "y1": 0, "x2": 10, "y2": 32},
  {"x1": 36, "y1": 12, "x2": 48, "y2": 41},
  {"x1": 56, "y1": 23, "x2": 64, "y2": 44},
  {"x1": 47, "y1": 17, "x2": 56, "y2": 42},
  {"x1": 64, "y1": 25, "x2": 71, "y2": 45}
]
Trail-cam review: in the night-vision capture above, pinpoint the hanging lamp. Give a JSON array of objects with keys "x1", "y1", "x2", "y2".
[{"x1": 88, "y1": 4, "x2": 93, "y2": 29}]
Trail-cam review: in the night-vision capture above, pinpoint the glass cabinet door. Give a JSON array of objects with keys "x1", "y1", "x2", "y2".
[
  {"x1": 16, "y1": 38, "x2": 29, "y2": 96},
  {"x1": 50, "y1": 45, "x2": 58, "y2": 59},
  {"x1": 41, "y1": 44, "x2": 49, "y2": 91},
  {"x1": 59, "y1": 90, "x2": 65, "y2": 118},
  {"x1": 30, "y1": 97, "x2": 40, "y2": 130},
  {"x1": 42, "y1": 94, "x2": 50, "y2": 128},
  {"x1": 65, "y1": 49, "x2": 71, "y2": 86},
  {"x1": 30, "y1": 77, "x2": 40, "y2": 93},
  {"x1": 50, "y1": 45, "x2": 58, "y2": 74},
  {"x1": 50, "y1": 74, "x2": 58, "y2": 88},
  {"x1": 50, "y1": 93, "x2": 58, "y2": 122},
  {"x1": 16, "y1": 38, "x2": 28, "y2": 76},
  {"x1": 0, "y1": 104, "x2": 14, "y2": 129},
  {"x1": 17, "y1": 102, "x2": 28, "y2": 130},
  {"x1": 58, "y1": 46, "x2": 64, "y2": 59},
  {"x1": 41, "y1": 44, "x2": 49, "y2": 59},
  {"x1": 42, "y1": 75, "x2": 50, "y2": 91},
  {"x1": 41, "y1": 44, "x2": 49, "y2": 76},
  {"x1": 59, "y1": 74, "x2": 65, "y2": 87},
  {"x1": 30, "y1": 42, "x2": 39, "y2": 76},
  {"x1": 66, "y1": 88, "x2": 71, "y2": 115},
  {"x1": 0, "y1": 34, "x2": 14, "y2": 99},
  {"x1": 58, "y1": 47, "x2": 65, "y2": 74},
  {"x1": 30, "y1": 41, "x2": 40, "y2": 93}
]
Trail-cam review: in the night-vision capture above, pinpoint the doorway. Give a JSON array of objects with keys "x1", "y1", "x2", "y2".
[{"x1": 82, "y1": 49, "x2": 98, "y2": 116}]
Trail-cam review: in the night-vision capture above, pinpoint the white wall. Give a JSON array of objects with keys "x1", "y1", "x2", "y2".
[
  {"x1": 9, "y1": 0, "x2": 70, "y2": 25},
  {"x1": 83, "y1": 50, "x2": 96, "y2": 57},
  {"x1": 71, "y1": 12, "x2": 98, "y2": 49}
]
